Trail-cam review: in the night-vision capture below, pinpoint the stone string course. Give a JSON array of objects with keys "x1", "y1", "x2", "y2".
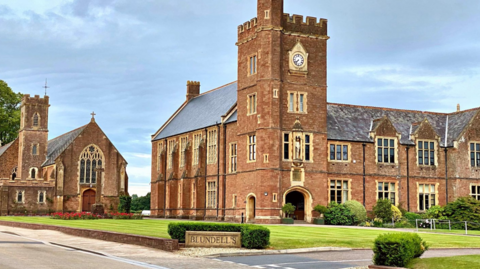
[{"x1": 0, "y1": 221, "x2": 179, "y2": 251}]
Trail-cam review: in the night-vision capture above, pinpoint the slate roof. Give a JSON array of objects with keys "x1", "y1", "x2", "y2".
[
  {"x1": 0, "y1": 140, "x2": 15, "y2": 157},
  {"x1": 327, "y1": 103, "x2": 479, "y2": 147},
  {"x1": 153, "y1": 82, "x2": 238, "y2": 141},
  {"x1": 152, "y1": 80, "x2": 479, "y2": 147},
  {"x1": 42, "y1": 125, "x2": 87, "y2": 167}
]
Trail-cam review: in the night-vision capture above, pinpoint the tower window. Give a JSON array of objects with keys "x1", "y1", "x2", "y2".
[
  {"x1": 288, "y1": 92, "x2": 308, "y2": 113},
  {"x1": 248, "y1": 93, "x2": 257, "y2": 115},
  {"x1": 248, "y1": 135, "x2": 256, "y2": 161},
  {"x1": 32, "y1": 144, "x2": 38, "y2": 155},
  {"x1": 31, "y1": 168, "x2": 36, "y2": 179},
  {"x1": 33, "y1": 113, "x2": 39, "y2": 127},
  {"x1": 38, "y1": 191, "x2": 45, "y2": 203},
  {"x1": 249, "y1": 55, "x2": 257, "y2": 75}
]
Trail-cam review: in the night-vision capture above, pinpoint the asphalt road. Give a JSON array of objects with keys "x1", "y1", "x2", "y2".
[
  {"x1": 215, "y1": 249, "x2": 480, "y2": 269},
  {"x1": 0, "y1": 232, "x2": 167, "y2": 269}
]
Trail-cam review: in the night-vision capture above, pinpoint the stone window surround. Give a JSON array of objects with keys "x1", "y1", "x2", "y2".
[
  {"x1": 78, "y1": 144, "x2": 104, "y2": 185},
  {"x1": 328, "y1": 142, "x2": 351, "y2": 163},
  {"x1": 192, "y1": 132, "x2": 203, "y2": 166},
  {"x1": 157, "y1": 142, "x2": 164, "y2": 172},
  {"x1": 374, "y1": 180, "x2": 399, "y2": 207},
  {"x1": 207, "y1": 129, "x2": 217, "y2": 165},
  {"x1": 232, "y1": 194, "x2": 237, "y2": 208},
  {"x1": 470, "y1": 183, "x2": 480, "y2": 201},
  {"x1": 416, "y1": 139, "x2": 438, "y2": 167},
  {"x1": 37, "y1": 190, "x2": 47, "y2": 204},
  {"x1": 328, "y1": 178, "x2": 352, "y2": 204},
  {"x1": 179, "y1": 136, "x2": 188, "y2": 168},
  {"x1": 283, "y1": 132, "x2": 314, "y2": 162},
  {"x1": 29, "y1": 167, "x2": 38, "y2": 180},
  {"x1": 191, "y1": 182, "x2": 196, "y2": 209},
  {"x1": 167, "y1": 140, "x2": 176, "y2": 170},
  {"x1": 16, "y1": 190, "x2": 25, "y2": 204},
  {"x1": 32, "y1": 143, "x2": 39, "y2": 156},
  {"x1": 247, "y1": 134, "x2": 257, "y2": 163},
  {"x1": 272, "y1": 193, "x2": 278, "y2": 202},
  {"x1": 247, "y1": 53, "x2": 258, "y2": 76},
  {"x1": 206, "y1": 180, "x2": 217, "y2": 208},
  {"x1": 469, "y1": 141, "x2": 480, "y2": 168},
  {"x1": 375, "y1": 136, "x2": 399, "y2": 165},
  {"x1": 229, "y1": 142, "x2": 237, "y2": 173},
  {"x1": 178, "y1": 180, "x2": 182, "y2": 209},
  {"x1": 287, "y1": 91, "x2": 308, "y2": 114},
  {"x1": 416, "y1": 182, "x2": 439, "y2": 212},
  {"x1": 247, "y1": 92, "x2": 257, "y2": 116},
  {"x1": 32, "y1": 112, "x2": 40, "y2": 129}
]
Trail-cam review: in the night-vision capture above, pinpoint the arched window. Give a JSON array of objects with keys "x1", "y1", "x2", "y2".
[
  {"x1": 17, "y1": 191, "x2": 24, "y2": 203},
  {"x1": 31, "y1": 168, "x2": 36, "y2": 179},
  {"x1": 32, "y1": 144, "x2": 38, "y2": 155},
  {"x1": 79, "y1": 145, "x2": 103, "y2": 184},
  {"x1": 38, "y1": 192, "x2": 45, "y2": 203},
  {"x1": 11, "y1": 167, "x2": 17, "y2": 181},
  {"x1": 33, "y1": 113, "x2": 39, "y2": 127}
]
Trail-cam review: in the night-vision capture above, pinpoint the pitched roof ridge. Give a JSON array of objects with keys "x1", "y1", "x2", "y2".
[
  {"x1": 328, "y1": 102, "x2": 448, "y2": 115},
  {"x1": 0, "y1": 140, "x2": 14, "y2": 150},
  {"x1": 448, "y1": 106, "x2": 480, "y2": 115},
  {"x1": 196, "y1": 81, "x2": 237, "y2": 98},
  {"x1": 48, "y1": 124, "x2": 87, "y2": 143}
]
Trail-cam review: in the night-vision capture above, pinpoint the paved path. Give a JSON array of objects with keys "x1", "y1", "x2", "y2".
[
  {"x1": 214, "y1": 249, "x2": 480, "y2": 269},
  {"x1": 0, "y1": 226, "x2": 249, "y2": 269}
]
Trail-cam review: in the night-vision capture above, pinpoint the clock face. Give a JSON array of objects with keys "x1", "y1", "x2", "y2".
[{"x1": 293, "y1": 54, "x2": 304, "y2": 67}]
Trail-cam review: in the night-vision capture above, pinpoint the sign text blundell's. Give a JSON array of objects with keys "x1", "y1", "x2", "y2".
[{"x1": 185, "y1": 231, "x2": 242, "y2": 248}]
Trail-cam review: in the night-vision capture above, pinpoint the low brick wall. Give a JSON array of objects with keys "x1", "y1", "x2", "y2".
[{"x1": 0, "y1": 220, "x2": 179, "y2": 251}]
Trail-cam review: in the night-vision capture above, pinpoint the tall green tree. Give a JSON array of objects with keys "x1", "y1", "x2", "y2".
[
  {"x1": 131, "y1": 192, "x2": 151, "y2": 211},
  {"x1": 0, "y1": 80, "x2": 22, "y2": 144}
]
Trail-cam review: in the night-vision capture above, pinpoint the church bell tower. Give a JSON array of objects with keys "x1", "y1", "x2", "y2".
[{"x1": 17, "y1": 95, "x2": 50, "y2": 180}]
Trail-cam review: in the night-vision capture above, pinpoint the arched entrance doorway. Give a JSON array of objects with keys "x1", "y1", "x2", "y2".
[
  {"x1": 82, "y1": 189, "x2": 96, "y2": 212},
  {"x1": 246, "y1": 195, "x2": 256, "y2": 222},
  {"x1": 286, "y1": 191, "x2": 305, "y2": 221}
]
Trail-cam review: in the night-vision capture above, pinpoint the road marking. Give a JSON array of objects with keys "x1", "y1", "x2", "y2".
[
  {"x1": 0, "y1": 231, "x2": 171, "y2": 269},
  {"x1": 251, "y1": 266, "x2": 265, "y2": 268},
  {"x1": 257, "y1": 259, "x2": 372, "y2": 267}
]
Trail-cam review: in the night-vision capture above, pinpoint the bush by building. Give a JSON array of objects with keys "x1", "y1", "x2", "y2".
[
  {"x1": 373, "y1": 199, "x2": 393, "y2": 222},
  {"x1": 391, "y1": 205, "x2": 403, "y2": 222},
  {"x1": 373, "y1": 233, "x2": 428, "y2": 267},
  {"x1": 324, "y1": 202, "x2": 356, "y2": 226},
  {"x1": 167, "y1": 222, "x2": 270, "y2": 249},
  {"x1": 344, "y1": 200, "x2": 367, "y2": 224}
]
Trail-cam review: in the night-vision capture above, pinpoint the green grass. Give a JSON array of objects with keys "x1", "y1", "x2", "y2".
[
  {"x1": 416, "y1": 228, "x2": 480, "y2": 236},
  {"x1": 1, "y1": 217, "x2": 480, "y2": 249},
  {"x1": 408, "y1": 255, "x2": 480, "y2": 269}
]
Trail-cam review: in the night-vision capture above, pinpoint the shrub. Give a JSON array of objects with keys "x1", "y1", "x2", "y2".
[
  {"x1": 391, "y1": 205, "x2": 402, "y2": 222},
  {"x1": 373, "y1": 218, "x2": 384, "y2": 227},
  {"x1": 282, "y1": 203, "x2": 295, "y2": 218},
  {"x1": 167, "y1": 222, "x2": 270, "y2": 249},
  {"x1": 397, "y1": 202, "x2": 408, "y2": 216},
  {"x1": 394, "y1": 220, "x2": 415, "y2": 228},
  {"x1": 404, "y1": 212, "x2": 422, "y2": 221},
  {"x1": 426, "y1": 205, "x2": 446, "y2": 220},
  {"x1": 313, "y1": 205, "x2": 328, "y2": 217},
  {"x1": 444, "y1": 197, "x2": 480, "y2": 230},
  {"x1": 373, "y1": 233, "x2": 428, "y2": 267},
  {"x1": 344, "y1": 200, "x2": 367, "y2": 224},
  {"x1": 324, "y1": 202, "x2": 356, "y2": 226},
  {"x1": 107, "y1": 212, "x2": 143, "y2": 219},
  {"x1": 118, "y1": 195, "x2": 132, "y2": 213},
  {"x1": 373, "y1": 199, "x2": 393, "y2": 222}
]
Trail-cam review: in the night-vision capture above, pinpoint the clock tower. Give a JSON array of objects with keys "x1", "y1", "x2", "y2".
[{"x1": 236, "y1": 0, "x2": 329, "y2": 223}]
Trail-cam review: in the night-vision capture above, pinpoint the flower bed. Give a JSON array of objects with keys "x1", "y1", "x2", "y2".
[
  {"x1": 50, "y1": 212, "x2": 101, "y2": 220},
  {"x1": 107, "y1": 212, "x2": 143, "y2": 220}
]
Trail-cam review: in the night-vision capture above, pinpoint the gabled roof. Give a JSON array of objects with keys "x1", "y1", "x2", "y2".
[
  {"x1": 327, "y1": 103, "x2": 479, "y2": 147},
  {"x1": 153, "y1": 82, "x2": 238, "y2": 141},
  {"x1": 42, "y1": 125, "x2": 87, "y2": 167},
  {"x1": 0, "y1": 140, "x2": 15, "y2": 157}
]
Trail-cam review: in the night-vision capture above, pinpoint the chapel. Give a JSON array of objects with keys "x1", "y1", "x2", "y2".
[
  {"x1": 0, "y1": 94, "x2": 128, "y2": 214},
  {"x1": 150, "y1": 0, "x2": 480, "y2": 224}
]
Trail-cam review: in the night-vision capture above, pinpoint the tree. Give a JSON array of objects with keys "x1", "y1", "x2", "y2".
[
  {"x1": 0, "y1": 80, "x2": 23, "y2": 144},
  {"x1": 131, "y1": 192, "x2": 151, "y2": 212},
  {"x1": 373, "y1": 199, "x2": 393, "y2": 222},
  {"x1": 281, "y1": 203, "x2": 295, "y2": 218}
]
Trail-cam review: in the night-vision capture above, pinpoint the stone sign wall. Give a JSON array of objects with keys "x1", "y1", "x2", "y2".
[{"x1": 185, "y1": 231, "x2": 241, "y2": 248}]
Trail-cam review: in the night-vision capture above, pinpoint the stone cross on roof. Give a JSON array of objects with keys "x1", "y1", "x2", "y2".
[{"x1": 91, "y1": 111, "x2": 96, "y2": 122}]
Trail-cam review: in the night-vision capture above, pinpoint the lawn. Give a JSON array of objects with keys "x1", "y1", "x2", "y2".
[
  {"x1": 408, "y1": 255, "x2": 480, "y2": 269},
  {"x1": 1, "y1": 217, "x2": 480, "y2": 249}
]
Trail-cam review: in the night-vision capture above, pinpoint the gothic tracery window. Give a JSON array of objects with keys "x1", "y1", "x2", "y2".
[
  {"x1": 33, "y1": 113, "x2": 39, "y2": 127},
  {"x1": 79, "y1": 145, "x2": 103, "y2": 184}
]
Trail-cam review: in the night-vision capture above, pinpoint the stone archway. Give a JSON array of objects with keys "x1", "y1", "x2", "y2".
[
  {"x1": 283, "y1": 187, "x2": 313, "y2": 222},
  {"x1": 246, "y1": 194, "x2": 256, "y2": 223},
  {"x1": 82, "y1": 189, "x2": 96, "y2": 212}
]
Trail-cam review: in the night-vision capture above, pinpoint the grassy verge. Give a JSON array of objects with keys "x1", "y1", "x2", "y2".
[
  {"x1": 1, "y1": 217, "x2": 480, "y2": 249},
  {"x1": 408, "y1": 255, "x2": 480, "y2": 269}
]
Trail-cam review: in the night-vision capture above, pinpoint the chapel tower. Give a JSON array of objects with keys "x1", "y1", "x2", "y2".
[
  {"x1": 236, "y1": 0, "x2": 329, "y2": 222},
  {"x1": 17, "y1": 95, "x2": 50, "y2": 180}
]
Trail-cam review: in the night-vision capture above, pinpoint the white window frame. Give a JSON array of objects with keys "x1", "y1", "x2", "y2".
[
  {"x1": 207, "y1": 181, "x2": 217, "y2": 208},
  {"x1": 230, "y1": 142, "x2": 237, "y2": 173},
  {"x1": 248, "y1": 135, "x2": 256, "y2": 162},
  {"x1": 207, "y1": 130, "x2": 217, "y2": 164}
]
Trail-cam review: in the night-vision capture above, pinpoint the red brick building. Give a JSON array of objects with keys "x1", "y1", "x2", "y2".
[
  {"x1": 0, "y1": 94, "x2": 128, "y2": 215},
  {"x1": 150, "y1": 0, "x2": 480, "y2": 223}
]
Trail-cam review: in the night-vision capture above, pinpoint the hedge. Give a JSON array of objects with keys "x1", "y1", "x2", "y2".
[
  {"x1": 167, "y1": 222, "x2": 270, "y2": 249},
  {"x1": 373, "y1": 233, "x2": 428, "y2": 267}
]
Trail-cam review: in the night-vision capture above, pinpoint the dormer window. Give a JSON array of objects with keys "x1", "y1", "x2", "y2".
[
  {"x1": 377, "y1": 137, "x2": 396, "y2": 164},
  {"x1": 418, "y1": 141, "x2": 435, "y2": 166}
]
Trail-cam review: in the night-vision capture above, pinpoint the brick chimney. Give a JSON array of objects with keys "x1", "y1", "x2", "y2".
[{"x1": 186, "y1": 81, "x2": 200, "y2": 102}]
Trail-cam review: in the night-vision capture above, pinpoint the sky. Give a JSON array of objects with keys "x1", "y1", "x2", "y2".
[{"x1": 1, "y1": 0, "x2": 479, "y2": 196}]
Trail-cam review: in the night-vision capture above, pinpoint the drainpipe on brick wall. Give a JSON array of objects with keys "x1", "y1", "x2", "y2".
[
  {"x1": 204, "y1": 128, "x2": 208, "y2": 220},
  {"x1": 362, "y1": 143, "x2": 366, "y2": 207},
  {"x1": 216, "y1": 122, "x2": 220, "y2": 219},
  {"x1": 223, "y1": 123, "x2": 227, "y2": 220},
  {"x1": 406, "y1": 146, "x2": 410, "y2": 212},
  {"x1": 163, "y1": 138, "x2": 167, "y2": 218},
  {"x1": 445, "y1": 147, "x2": 448, "y2": 204}
]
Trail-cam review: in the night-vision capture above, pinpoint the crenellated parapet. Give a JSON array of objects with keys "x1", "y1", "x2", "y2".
[
  {"x1": 282, "y1": 14, "x2": 328, "y2": 36},
  {"x1": 238, "y1": 18, "x2": 258, "y2": 41},
  {"x1": 21, "y1": 94, "x2": 50, "y2": 107}
]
